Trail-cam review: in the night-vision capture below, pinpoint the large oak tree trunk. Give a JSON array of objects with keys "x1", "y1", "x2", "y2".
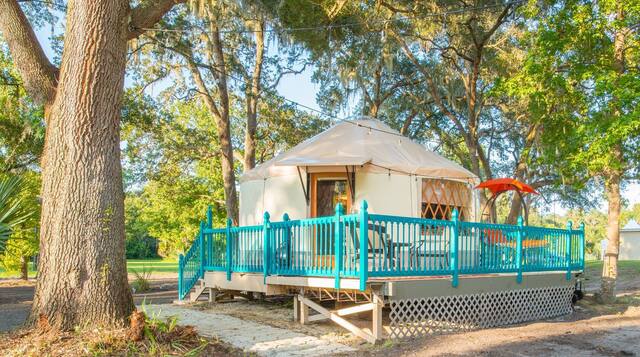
[
  {"x1": 1, "y1": 0, "x2": 182, "y2": 331},
  {"x1": 30, "y1": 0, "x2": 134, "y2": 329}
]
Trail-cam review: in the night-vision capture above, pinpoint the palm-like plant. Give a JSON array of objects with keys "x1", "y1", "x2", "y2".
[{"x1": 0, "y1": 176, "x2": 34, "y2": 253}]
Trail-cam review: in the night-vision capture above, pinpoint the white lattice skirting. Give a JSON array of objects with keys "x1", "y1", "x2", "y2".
[{"x1": 389, "y1": 285, "x2": 574, "y2": 339}]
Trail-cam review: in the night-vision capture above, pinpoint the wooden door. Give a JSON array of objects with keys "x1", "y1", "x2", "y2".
[{"x1": 309, "y1": 173, "x2": 353, "y2": 268}]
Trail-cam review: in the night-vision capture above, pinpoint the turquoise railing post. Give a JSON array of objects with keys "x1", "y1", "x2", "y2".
[
  {"x1": 283, "y1": 213, "x2": 290, "y2": 270},
  {"x1": 199, "y1": 221, "x2": 205, "y2": 277},
  {"x1": 566, "y1": 220, "x2": 573, "y2": 281},
  {"x1": 359, "y1": 201, "x2": 369, "y2": 291},
  {"x1": 450, "y1": 209, "x2": 459, "y2": 287},
  {"x1": 206, "y1": 206, "x2": 213, "y2": 227},
  {"x1": 178, "y1": 253, "x2": 184, "y2": 299},
  {"x1": 226, "y1": 218, "x2": 232, "y2": 281},
  {"x1": 334, "y1": 203, "x2": 344, "y2": 289},
  {"x1": 263, "y1": 212, "x2": 271, "y2": 284},
  {"x1": 516, "y1": 216, "x2": 524, "y2": 284},
  {"x1": 206, "y1": 206, "x2": 212, "y2": 270},
  {"x1": 579, "y1": 222, "x2": 585, "y2": 271}
]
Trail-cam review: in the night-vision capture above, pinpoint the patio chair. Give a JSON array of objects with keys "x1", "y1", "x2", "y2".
[
  {"x1": 349, "y1": 223, "x2": 394, "y2": 270},
  {"x1": 409, "y1": 225, "x2": 450, "y2": 271},
  {"x1": 271, "y1": 225, "x2": 293, "y2": 272}
]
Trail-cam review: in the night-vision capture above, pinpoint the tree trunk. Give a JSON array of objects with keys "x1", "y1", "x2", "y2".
[
  {"x1": 506, "y1": 193, "x2": 522, "y2": 225},
  {"x1": 600, "y1": 165, "x2": 622, "y2": 302},
  {"x1": 599, "y1": 4, "x2": 626, "y2": 303},
  {"x1": 243, "y1": 20, "x2": 264, "y2": 172},
  {"x1": 29, "y1": 0, "x2": 134, "y2": 329},
  {"x1": 201, "y1": 17, "x2": 238, "y2": 223},
  {"x1": 20, "y1": 256, "x2": 28, "y2": 280}
]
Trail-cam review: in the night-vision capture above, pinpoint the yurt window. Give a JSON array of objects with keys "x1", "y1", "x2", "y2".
[{"x1": 421, "y1": 179, "x2": 471, "y2": 221}]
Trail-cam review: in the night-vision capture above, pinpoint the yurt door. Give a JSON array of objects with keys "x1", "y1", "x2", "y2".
[{"x1": 310, "y1": 173, "x2": 352, "y2": 269}]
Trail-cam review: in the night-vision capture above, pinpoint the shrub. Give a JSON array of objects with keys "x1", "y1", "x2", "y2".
[{"x1": 131, "y1": 266, "x2": 152, "y2": 293}]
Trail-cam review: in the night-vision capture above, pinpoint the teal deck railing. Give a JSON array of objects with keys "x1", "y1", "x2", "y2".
[{"x1": 178, "y1": 201, "x2": 585, "y2": 299}]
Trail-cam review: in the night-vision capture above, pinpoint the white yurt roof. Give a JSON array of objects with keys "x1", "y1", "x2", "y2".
[{"x1": 241, "y1": 118, "x2": 478, "y2": 183}]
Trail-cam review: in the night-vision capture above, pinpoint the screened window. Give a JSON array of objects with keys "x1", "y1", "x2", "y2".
[{"x1": 421, "y1": 179, "x2": 471, "y2": 221}]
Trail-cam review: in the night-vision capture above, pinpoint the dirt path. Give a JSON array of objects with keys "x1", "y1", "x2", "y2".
[
  {"x1": 387, "y1": 306, "x2": 640, "y2": 356},
  {"x1": 0, "y1": 282, "x2": 34, "y2": 332},
  {"x1": 2, "y1": 278, "x2": 640, "y2": 356},
  {"x1": 146, "y1": 304, "x2": 355, "y2": 356},
  {"x1": 0, "y1": 278, "x2": 178, "y2": 332}
]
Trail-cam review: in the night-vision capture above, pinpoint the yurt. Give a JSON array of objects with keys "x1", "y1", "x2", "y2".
[{"x1": 239, "y1": 118, "x2": 480, "y2": 225}]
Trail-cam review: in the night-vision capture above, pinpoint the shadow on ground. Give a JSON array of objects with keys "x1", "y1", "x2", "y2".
[{"x1": 0, "y1": 279, "x2": 178, "y2": 332}]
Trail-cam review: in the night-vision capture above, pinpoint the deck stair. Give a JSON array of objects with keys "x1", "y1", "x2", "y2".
[{"x1": 189, "y1": 279, "x2": 207, "y2": 302}]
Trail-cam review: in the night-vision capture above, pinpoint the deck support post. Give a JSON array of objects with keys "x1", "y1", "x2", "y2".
[
  {"x1": 450, "y1": 209, "x2": 459, "y2": 288},
  {"x1": 298, "y1": 294, "x2": 377, "y2": 344},
  {"x1": 300, "y1": 296, "x2": 309, "y2": 324},
  {"x1": 516, "y1": 216, "x2": 524, "y2": 284},
  {"x1": 566, "y1": 221, "x2": 573, "y2": 281},
  {"x1": 226, "y1": 218, "x2": 232, "y2": 281},
  {"x1": 334, "y1": 203, "x2": 344, "y2": 290},
  {"x1": 263, "y1": 212, "x2": 271, "y2": 284},
  {"x1": 359, "y1": 201, "x2": 369, "y2": 291},
  {"x1": 372, "y1": 292, "x2": 383, "y2": 341},
  {"x1": 293, "y1": 295, "x2": 299, "y2": 321}
]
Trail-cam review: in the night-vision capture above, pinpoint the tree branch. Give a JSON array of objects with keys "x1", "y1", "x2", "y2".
[
  {"x1": 0, "y1": 0, "x2": 58, "y2": 105},
  {"x1": 128, "y1": 0, "x2": 187, "y2": 40}
]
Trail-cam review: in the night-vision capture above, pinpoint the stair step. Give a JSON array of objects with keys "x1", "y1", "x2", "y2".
[{"x1": 189, "y1": 282, "x2": 208, "y2": 302}]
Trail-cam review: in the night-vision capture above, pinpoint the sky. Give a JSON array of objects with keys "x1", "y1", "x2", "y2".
[{"x1": 32, "y1": 24, "x2": 640, "y2": 214}]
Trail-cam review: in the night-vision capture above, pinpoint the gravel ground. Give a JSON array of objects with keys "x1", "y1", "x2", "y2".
[
  {"x1": 0, "y1": 282, "x2": 34, "y2": 332},
  {"x1": 2, "y1": 274, "x2": 640, "y2": 356},
  {"x1": 0, "y1": 278, "x2": 178, "y2": 332}
]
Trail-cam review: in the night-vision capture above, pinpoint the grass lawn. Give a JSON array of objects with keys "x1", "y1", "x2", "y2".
[
  {"x1": 0, "y1": 259, "x2": 178, "y2": 278},
  {"x1": 126, "y1": 258, "x2": 178, "y2": 273},
  {"x1": 582, "y1": 260, "x2": 640, "y2": 292},
  {"x1": 584, "y1": 260, "x2": 640, "y2": 278},
  {"x1": 0, "y1": 262, "x2": 37, "y2": 279}
]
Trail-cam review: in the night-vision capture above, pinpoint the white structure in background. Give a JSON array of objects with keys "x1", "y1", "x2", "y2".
[
  {"x1": 620, "y1": 219, "x2": 640, "y2": 260},
  {"x1": 239, "y1": 118, "x2": 480, "y2": 225}
]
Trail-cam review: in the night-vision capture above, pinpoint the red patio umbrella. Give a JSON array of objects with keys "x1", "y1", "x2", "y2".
[
  {"x1": 475, "y1": 178, "x2": 539, "y2": 224},
  {"x1": 475, "y1": 178, "x2": 539, "y2": 196}
]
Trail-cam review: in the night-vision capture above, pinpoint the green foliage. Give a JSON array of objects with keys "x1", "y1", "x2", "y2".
[
  {"x1": 505, "y1": 0, "x2": 640, "y2": 183},
  {"x1": 0, "y1": 39, "x2": 43, "y2": 274},
  {"x1": 120, "y1": 82, "x2": 328, "y2": 257},
  {"x1": 126, "y1": 235, "x2": 159, "y2": 259},
  {"x1": 0, "y1": 174, "x2": 38, "y2": 255},
  {"x1": 0, "y1": 48, "x2": 45, "y2": 173}
]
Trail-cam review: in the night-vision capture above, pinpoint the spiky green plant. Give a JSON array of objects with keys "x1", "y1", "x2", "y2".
[{"x1": 0, "y1": 176, "x2": 34, "y2": 253}]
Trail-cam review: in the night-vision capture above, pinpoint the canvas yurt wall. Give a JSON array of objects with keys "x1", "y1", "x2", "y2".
[
  {"x1": 239, "y1": 118, "x2": 479, "y2": 226},
  {"x1": 239, "y1": 167, "x2": 479, "y2": 226},
  {"x1": 239, "y1": 172, "x2": 307, "y2": 225}
]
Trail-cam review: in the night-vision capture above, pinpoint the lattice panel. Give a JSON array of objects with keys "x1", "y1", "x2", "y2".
[
  {"x1": 389, "y1": 285, "x2": 574, "y2": 339},
  {"x1": 422, "y1": 179, "x2": 471, "y2": 221}
]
